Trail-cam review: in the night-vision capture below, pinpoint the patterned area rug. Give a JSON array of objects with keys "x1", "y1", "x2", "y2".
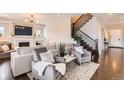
[
  {"x1": 62, "y1": 62, "x2": 99, "y2": 80},
  {"x1": 27, "y1": 62, "x2": 99, "y2": 80}
]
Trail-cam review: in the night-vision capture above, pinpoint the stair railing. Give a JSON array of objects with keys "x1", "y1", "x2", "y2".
[
  {"x1": 78, "y1": 30, "x2": 98, "y2": 50},
  {"x1": 72, "y1": 13, "x2": 99, "y2": 61}
]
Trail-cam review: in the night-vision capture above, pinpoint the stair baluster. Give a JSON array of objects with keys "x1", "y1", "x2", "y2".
[{"x1": 72, "y1": 13, "x2": 99, "y2": 61}]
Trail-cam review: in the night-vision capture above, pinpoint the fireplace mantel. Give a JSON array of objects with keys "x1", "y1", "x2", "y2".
[{"x1": 11, "y1": 36, "x2": 44, "y2": 47}]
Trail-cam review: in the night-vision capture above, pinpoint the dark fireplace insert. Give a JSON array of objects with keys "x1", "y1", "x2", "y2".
[{"x1": 19, "y1": 42, "x2": 30, "y2": 47}]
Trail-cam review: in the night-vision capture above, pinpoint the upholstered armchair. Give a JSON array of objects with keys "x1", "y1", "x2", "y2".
[{"x1": 72, "y1": 46, "x2": 91, "y2": 65}]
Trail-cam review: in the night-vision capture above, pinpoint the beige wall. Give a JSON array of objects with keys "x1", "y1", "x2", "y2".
[{"x1": 44, "y1": 15, "x2": 75, "y2": 44}]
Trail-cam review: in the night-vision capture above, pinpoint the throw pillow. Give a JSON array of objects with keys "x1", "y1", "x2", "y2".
[
  {"x1": 40, "y1": 51, "x2": 55, "y2": 63},
  {"x1": 74, "y1": 46, "x2": 84, "y2": 54},
  {"x1": 33, "y1": 47, "x2": 47, "y2": 62},
  {"x1": 1, "y1": 45, "x2": 10, "y2": 52}
]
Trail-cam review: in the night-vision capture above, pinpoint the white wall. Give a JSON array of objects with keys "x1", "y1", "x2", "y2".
[
  {"x1": 41, "y1": 15, "x2": 75, "y2": 44},
  {"x1": 80, "y1": 16, "x2": 105, "y2": 54},
  {"x1": 1, "y1": 14, "x2": 105, "y2": 50},
  {"x1": 0, "y1": 15, "x2": 76, "y2": 45},
  {"x1": 109, "y1": 29, "x2": 124, "y2": 47},
  {"x1": 107, "y1": 23, "x2": 124, "y2": 47},
  {"x1": 0, "y1": 20, "x2": 45, "y2": 47},
  {"x1": 80, "y1": 17, "x2": 98, "y2": 39}
]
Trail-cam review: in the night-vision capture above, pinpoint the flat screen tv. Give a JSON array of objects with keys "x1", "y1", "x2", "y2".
[{"x1": 15, "y1": 25, "x2": 32, "y2": 35}]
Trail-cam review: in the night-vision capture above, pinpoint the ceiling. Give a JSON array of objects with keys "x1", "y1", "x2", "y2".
[
  {"x1": 1, "y1": 13, "x2": 124, "y2": 27},
  {"x1": 94, "y1": 13, "x2": 124, "y2": 26},
  {"x1": 0, "y1": 13, "x2": 81, "y2": 21},
  {"x1": 0, "y1": 13, "x2": 82, "y2": 25}
]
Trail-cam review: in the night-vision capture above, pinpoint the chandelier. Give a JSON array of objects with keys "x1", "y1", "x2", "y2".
[{"x1": 25, "y1": 15, "x2": 39, "y2": 24}]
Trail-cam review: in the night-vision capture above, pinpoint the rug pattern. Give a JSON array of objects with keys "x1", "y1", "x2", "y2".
[
  {"x1": 62, "y1": 62, "x2": 99, "y2": 80},
  {"x1": 27, "y1": 62, "x2": 100, "y2": 80}
]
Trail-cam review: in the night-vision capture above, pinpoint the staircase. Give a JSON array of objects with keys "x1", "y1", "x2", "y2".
[{"x1": 72, "y1": 13, "x2": 99, "y2": 61}]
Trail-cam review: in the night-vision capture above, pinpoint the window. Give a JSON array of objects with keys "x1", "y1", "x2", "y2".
[
  {"x1": 0, "y1": 26, "x2": 5, "y2": 34},
  {"x1": 0, "y1": 22, "x2": 8, "y2": 35}
]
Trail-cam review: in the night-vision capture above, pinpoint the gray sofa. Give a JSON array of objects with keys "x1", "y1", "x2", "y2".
[
  {"x1": 0, "y1": 42, "x2": 15, "y2": 59},
  {"x1": 0, "y1": 50, "x2": 15, "y2": 59},
  {"x1": 11, "y1": 44, "x2": 71, "y2": 77}
]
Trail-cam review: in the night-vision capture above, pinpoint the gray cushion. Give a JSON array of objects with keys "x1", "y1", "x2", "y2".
[
  {"x1": 81, "y1": 50, "x2": 89, "y2": 58},
  {"x1": 81, "y1": 54, "x2": 85, "y2": 58},
  {"x1": 33, "y1": 47, "x2": 47, "y2": 62}
]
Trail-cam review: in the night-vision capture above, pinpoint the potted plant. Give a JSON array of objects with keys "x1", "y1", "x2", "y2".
[
  {"x1": 59, "y1": 43, "x2": 65, "y2": 57},
  {"x1": 73, "y1": 32, "x2": 82, "y2": 44}
]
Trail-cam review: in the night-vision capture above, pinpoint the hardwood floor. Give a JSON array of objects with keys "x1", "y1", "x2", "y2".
[
  {"x1": 0, "y1": 58, "x2": 29, "y2": 80},
  {"x1": 1, "y1": 48, "x2": 124, "y2": 80},
  {"x1": 91, "y1": 48, "x2": 124, "y2": 80}
]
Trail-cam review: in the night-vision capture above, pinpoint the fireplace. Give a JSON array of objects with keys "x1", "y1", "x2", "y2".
[{"x1": 19, "y1": 42, "x2": 30, "y2": 47}]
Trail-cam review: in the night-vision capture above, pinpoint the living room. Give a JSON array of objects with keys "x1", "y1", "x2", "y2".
[
  {"x1": 0, "y1": 13, "x2": 103, "y2": 80},
  {"x1": 0, "y1": 0, "x2": 124, "y2": 93},
  {"x1": 2, "y1": 13, "x2": 124, "y2": 80},
  {"x1": 1, "y1": 0, "x2": 124, "y2": 93}
]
